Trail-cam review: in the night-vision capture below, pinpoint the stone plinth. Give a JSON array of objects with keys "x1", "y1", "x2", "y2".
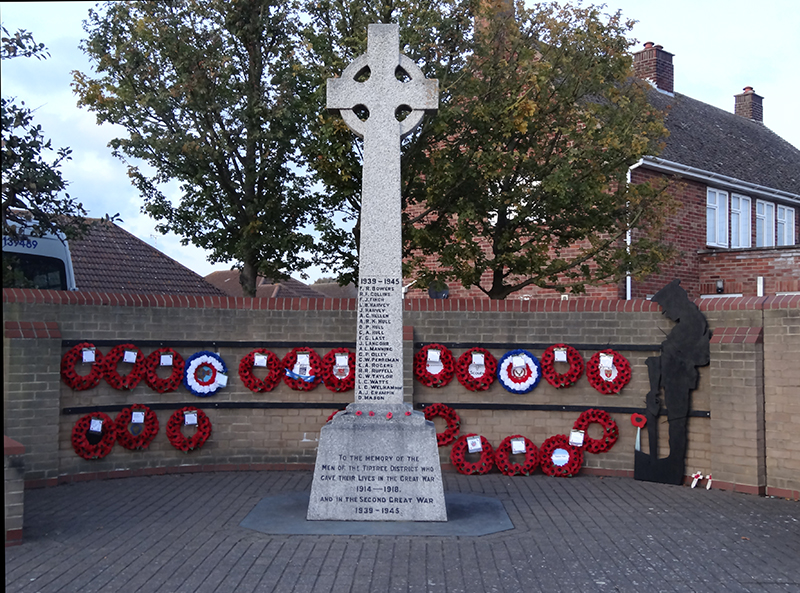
[{"x1": 307, "y1": 404, "x2": 446, "y2": 521}]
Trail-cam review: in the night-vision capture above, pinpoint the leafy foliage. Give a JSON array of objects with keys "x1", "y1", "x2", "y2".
[
  {"x1": 305, "y1": 1, "x2": 675, "y2": 298},
  {"x1": 2, "y1": 26, "x2": 90, "y2": 240},
  {"x1": 73, "y1": 0, "x2": 316, "y2": 296}
]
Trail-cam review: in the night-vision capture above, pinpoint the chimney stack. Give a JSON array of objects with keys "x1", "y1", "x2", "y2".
[
  {"x1": 633, "y1": 42, "x2": 674, "y2": 93},
  {"x1": 734, "y1": 86, "x2": 763, "y2": 123}
]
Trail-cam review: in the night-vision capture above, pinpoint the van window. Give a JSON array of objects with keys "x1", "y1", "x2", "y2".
[{"x1": 2, "y1": 252, "x2": 68, "y2": 290}]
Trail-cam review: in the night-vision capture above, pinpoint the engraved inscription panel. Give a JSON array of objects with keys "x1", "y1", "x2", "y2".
[
  {"x1": 356, "y1": 276, "x2": 403, "y2": 403},
  {"x1": 314, "y1": 453, "x2": 441, "y2": 518}
]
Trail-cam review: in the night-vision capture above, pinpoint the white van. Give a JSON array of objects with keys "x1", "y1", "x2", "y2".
[{"x1": 2, "y1": 229, "x2": 77, "y2": 290}]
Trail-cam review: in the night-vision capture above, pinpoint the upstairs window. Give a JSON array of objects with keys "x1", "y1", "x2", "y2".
[
  {"x1": 756, "y1": 200, "x2": 775, "y2": 247},
  {"x1": 777, "y1": 205, "x2": 796, "y2": 246},
  {"x1": 706, "y1": 189, "x2": 728, "y2": 247},
  {"x1": 730, "y1": 194, "x2": 751, "y2": 248}
]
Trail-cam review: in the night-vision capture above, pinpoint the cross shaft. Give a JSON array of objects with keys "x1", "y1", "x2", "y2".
[{"x1": 327, "y1": 24, "x2": 438, "y2": 404}]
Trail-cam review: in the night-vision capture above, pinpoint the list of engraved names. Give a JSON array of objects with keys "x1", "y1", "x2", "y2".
[{"x1": 356, "y1": 277, "x2": 402, "y2": 402}]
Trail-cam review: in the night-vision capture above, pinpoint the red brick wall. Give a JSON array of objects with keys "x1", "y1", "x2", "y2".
[
  {"x1": 404, "y1": 201, "x2": 622, "y2": 300},
  {"x1": 699, "y1": 247, "x2": 800, "y2": 296},
  {"x1": 405, "y1": 166, "x2": 797, "y2": 301},
  {"x1": 629, "y1": 167, "x2": 706, "y2": 299},
  {"x1": 4, "y1": 288, "x2": 799, "y2": 497}
]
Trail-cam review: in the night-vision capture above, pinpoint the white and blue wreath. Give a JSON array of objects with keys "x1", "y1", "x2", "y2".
[
  {"x1": 183, "y1": 351, "x2": 228, "y2": 397},
  {"x1": 497, "y1": 349, "x2": 541, "y2": 394}
]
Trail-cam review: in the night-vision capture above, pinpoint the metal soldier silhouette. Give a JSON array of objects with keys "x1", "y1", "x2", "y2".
[{"x1": 635, "y1": 279, "x2": 711, "y2": 484}]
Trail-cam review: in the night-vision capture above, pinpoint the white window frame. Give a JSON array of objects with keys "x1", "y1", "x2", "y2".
[
  {"x1": 730, "y1": 194, "x2": 751, "y2": 248},
  {"x1": 706, "y1": 189, "x2": 728, "y2": 248},
  {"x1": 756, "y1": 200, "x2": 775, "y2": 247},
  {"x1": 777, "y1": 205, "x2": 796, "y2": 246}
]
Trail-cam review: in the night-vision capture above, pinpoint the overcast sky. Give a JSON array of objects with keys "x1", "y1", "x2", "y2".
[{"x1": 2, "y1": 1, "x2": 799, "y2": 281}]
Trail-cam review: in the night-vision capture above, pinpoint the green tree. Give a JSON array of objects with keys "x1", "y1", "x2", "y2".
[
  {"x1": 2, "y1": 26, "x2": 90, "y2": 240},
  {"x1": 73, "y1": 0, "x2": 316, "y2": 297},
  {"x1": 305, "y1": 0, "x2": 674, "y2": 298}
]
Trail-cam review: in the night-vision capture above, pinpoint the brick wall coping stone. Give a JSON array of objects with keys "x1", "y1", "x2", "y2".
[
  {"x1": 4, "y1": 436, "x2": 25, "y2": 456},
  {"x1": 3, "y1": 288, "x2": 800, "y2": 310},
  {"x1": 4, "y1": 320, "x2": 62, "y2": 339},
  {"x1": 6, "y1": 288, "x2": 797, "y2": 311},
  {"x1": 697, "y1": 294, "x2": 799, "y2": 310},
  {"x1": 710, "y1": 327, "x2": 764, "y2": 344}
]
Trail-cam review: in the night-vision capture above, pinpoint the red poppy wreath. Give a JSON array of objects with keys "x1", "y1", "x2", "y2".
[
  {"x1": 71, "y1": 412, "x2": 116, "y2": 460},
  {"x1": 572, "y1": 408, "x2": 619, "y2": 454},
  {"x1": 494, "y1": 435, "x2": 540, "y2": 476},
  {"x1": 455, "y1": 347, "x2": 497, "y2": 391},
  {"x1": 539, "y1": 434, "x2": 584, "y2": 477},
  {"x1": 414, "y1": 344, "x2": 455, "y2": 388},
  {"x1": 239, "y1": 348, "x2": 282, "y2": 392},
  {"x1": 114, "y1": 403, "x2": 159, "y2": 450},
  {"x1": 144, "y1": 347, "x2": 185, "y2": 393},
  {"x1": 103, "y1": 343, "x2": 146, "y2": 390},
  {"x1": 586, "y1": 349, "x2": 631, "y2": 394},
  {"x1": 450, "y1": 434, "x2": 495, "y2": 475},
  {"x1": 321, "y1": 348, "x2": 356, "y2": 392},
  {"x1": 166, "y1": 407, "x2": 212, "y2": 452},
  {"x1": 61, "y1": 342, "x2": 104, "y2": 391},
  {"x1": 423, "y1": 403, "x2": 461, "y2": 446},
  {"x1": 282, "y1": 347, "x2": 323, "y2": 391},
  {"x1": 540, "y1": 344, "x2": 584, "y2": 389}
]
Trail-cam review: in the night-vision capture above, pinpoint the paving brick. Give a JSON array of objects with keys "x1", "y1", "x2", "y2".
[{"x1": 10, "y1": 471, "x2": 796, "y2": 592}]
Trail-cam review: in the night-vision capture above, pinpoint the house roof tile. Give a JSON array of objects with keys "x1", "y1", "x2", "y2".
[
  {"x1": 204, "y1": 270, "x2": 326, "y2": 298},
  {"x1": 651, "y1": 90, "x2": 800, "y2": 195},
  {"x1": 69, "y1": 221, "x2": 226, "y2": 296},
  {"x1": 310, "y1": 282, "x2": 358, "y2": 299}
]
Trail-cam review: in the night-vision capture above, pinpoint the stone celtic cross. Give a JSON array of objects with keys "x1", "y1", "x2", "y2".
[
  {"x1": 308, "y1": 24, "x2": 445, "y2": 522},
  {"x1": 328, "y1": 24, "x2": 438, "y2": 403}
]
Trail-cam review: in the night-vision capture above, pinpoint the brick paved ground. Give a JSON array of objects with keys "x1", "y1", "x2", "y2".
[{"x1": 5, "y1": 471, "x2": 799, "y2": 593}]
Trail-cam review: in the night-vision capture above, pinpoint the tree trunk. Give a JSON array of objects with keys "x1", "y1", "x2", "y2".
[{"x1": 240, "y1": 259, "x2": 258, "y2": 298}]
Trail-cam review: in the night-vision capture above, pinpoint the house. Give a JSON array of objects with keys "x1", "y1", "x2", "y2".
[
  {"x1": 404, "y1": 42, "x2": 800, "y2": 300},
  {"x1": 205, "y1": 270, "x2": 327, "y2": 298},
  {"x1": 310, "y1": 281, "x2": 359, "y2": 299},
  {"x1": 629, "y1": 43, "x2": 799, "y2": 299},
  {"x1": 68, "y1": 219, "x2": 227, "y2": 296}
]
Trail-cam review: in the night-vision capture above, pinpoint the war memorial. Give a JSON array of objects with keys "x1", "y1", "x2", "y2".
[{"x1": 3, "y1": 18, "x2": 799, "y2": 593}]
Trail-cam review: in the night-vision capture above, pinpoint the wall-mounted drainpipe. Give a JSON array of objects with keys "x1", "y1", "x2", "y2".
[{"x1": 626, "y1": 159, "x2": 644, "y2": 300}]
